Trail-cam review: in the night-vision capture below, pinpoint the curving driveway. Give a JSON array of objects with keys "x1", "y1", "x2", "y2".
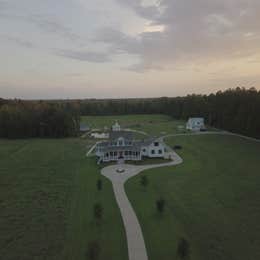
[
  {"x1": 100, "y1": 130, "x2": 260, "y2": 260},
  {"x1": 101, "y1": 150, "x2": 183, "y2": 260}
]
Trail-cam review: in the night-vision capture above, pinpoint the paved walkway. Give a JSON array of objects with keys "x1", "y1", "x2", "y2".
[
  {"x1": 101, "y1": 150, "x2": 183, "y2": 260},
  {"x1": 86, "y1": 141, "x2": 101, "y2": 157}
]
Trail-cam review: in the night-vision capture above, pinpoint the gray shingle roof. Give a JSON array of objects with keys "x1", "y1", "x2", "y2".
[
  {"x1": 103, "y1": 146, "x2": 140, "y2": 152},
  {"x1": 97, "y1": 137, "x2": 156, "y2": 153},
  {"x1": 109, "y1": 131, "x2": 133, "y2": 140},
  {"x1": 137, "y1": 138, "x2": 156, "y2": 146}
]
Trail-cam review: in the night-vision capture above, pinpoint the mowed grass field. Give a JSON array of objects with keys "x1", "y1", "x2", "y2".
[
  {"x1": 125, "y1": 134, "x2": 260, "y2": 260},
  {"x1": 0, "y1": 139, "x2": 127, "y2": 260},
  {"x1": 1, "y1": 114, "x2": 260, "y2": 260},
  {"x1": 81, "y1": 114, "x2": 187, "y2": 136}
]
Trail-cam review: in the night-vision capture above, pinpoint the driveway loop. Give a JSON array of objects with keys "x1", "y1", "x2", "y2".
[{"x1": 101, "y1": 150, "x2": 182, "y2": 260}]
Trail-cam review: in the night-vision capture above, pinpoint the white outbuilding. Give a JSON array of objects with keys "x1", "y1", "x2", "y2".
[
  {"x1": 186, "y1": 117, "x2": 205, "y2": 131},
  {"x1": 112, "y1": 121, "x2": 121, "y2": 131}
]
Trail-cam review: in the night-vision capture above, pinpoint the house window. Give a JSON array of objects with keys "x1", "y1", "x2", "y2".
[
  {"x1": 125, "y1": 151, "x2": 128, "y2": 156},
  {"x1": 129, "y1": 151, "x2": 132, "y2": 155},
  {"x1": 110, "y1": 152, "x2": 113, "y2": 156},
  {"x1": 158, "y1": 149, "x2": 162, "y2": 154},
  {"x1": 151, "y1": 150, "x2": 155, "y2": 154},
  {"x1": 154, "y1": 142, "x2": 159, "y2": 146},
  {"x1": 118, "y1": 140, "x2": 123, "y2": 146},
  {"x1": 143, "y1": 148, "x2": 146, "y2": 152},
  {"x1": 114, "y1": 151, "x2": 117, "y2": 156}
]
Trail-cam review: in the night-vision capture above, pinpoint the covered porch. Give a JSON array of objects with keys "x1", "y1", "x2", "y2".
[{"x1": 102, "y1": 149, "x2": 141, "y2": 162}]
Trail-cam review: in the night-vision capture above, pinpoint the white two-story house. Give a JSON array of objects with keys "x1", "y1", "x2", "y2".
[{"x1": 95, "y1": 122, "x2": 167, "y2": 163}]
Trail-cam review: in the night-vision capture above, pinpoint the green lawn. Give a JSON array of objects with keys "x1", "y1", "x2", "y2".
[
  {"x1": 2, "y1": 114, "x2": 260, "y2": 260},
  {"x1": 0, "y1": 139, "x2": 127, "y2": 260},
  {"x1": 81, "y1": 114, "x2": 187, "y2": 136},
  {"x1": 125, "y1": 134, "x2": 260, "y2": 260}
]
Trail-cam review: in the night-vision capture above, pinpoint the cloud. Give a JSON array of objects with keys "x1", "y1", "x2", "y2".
[
  {"x1": 96, "y1": 0, "x2": 260, "y2": 71},
  {"x1": 28, "y1": 14, "x2": 80, "y2": 41},
  {"x1": 1, "y1": 0, "x2": 260, "y2": 73},
  {"x1": 0, "y1": 1, "x2": 80, "y2": 41},
  {"x1": 116, "y1": 0, "x2": 161, "y2": 20},
  {"x1": 0, "y1": 0, "x2": 7, "y2": 9},
  {"x1": 95, "y1": 27, "x2": 142, "y2": 54},
  {"x1": 0, "y1": 0, "x2": 11, "y2": 16},
  {"x1": 55, "y1": 49, "x2": 111, "y2": 63},
  {"x1": 126, "y1": 61, "x2": 163, "y2": 73},
  {"x1": 2, "y1": 35, "x2": 35, "y2": 48}
]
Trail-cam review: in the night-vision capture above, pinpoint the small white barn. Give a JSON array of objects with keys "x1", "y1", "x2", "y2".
[
  {"x1": 186, "y1": 118, "x2": 205, "y2": 131},
  {"x1": 112, "y1": 121, "x2": 121, "y2": 132}
]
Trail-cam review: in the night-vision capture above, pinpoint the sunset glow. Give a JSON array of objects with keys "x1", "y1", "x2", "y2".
[{"x1": 0, "y1": 0, "x2": 260, "y2": 99}]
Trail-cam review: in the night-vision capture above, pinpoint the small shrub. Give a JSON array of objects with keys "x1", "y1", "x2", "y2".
[
  {"x1": 177, "y1": 238, "x2": 190, "y2": 259},
  {"x1": 174, "y1": 145, "x2": 182, "y2": 150},
  {"x1": 86, "y1": 240, "x2": 101, "y2": 260},
  {"x1": 156, "y1": 198, "x2": 165, "y2": 214},
  {"x1": 93, "y1": 203, "x2": 103, "y2": 224},
  {"x1": 96, "y1": 179, "x2": 102, "y2": 191},
  {"x1": 140, "y1": 175, "x2": 148, "y2": 188}
]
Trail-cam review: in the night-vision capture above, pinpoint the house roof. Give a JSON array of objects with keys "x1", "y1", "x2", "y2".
[
  {"x1": 97, "y1": 137, "x2": 158, "y2": 152},
  {"x1": 109, "y1": 131, "x2": 133, "y2": 140},
  {"x1": 137, "y1": 137, "x2": 157, "y2": 146},
  {"x1": 188, "y1": 117, "x2": 204, "y2": 122},
  {"x1": 103, "y1": 145, "x2": 140, "y2": 152}
]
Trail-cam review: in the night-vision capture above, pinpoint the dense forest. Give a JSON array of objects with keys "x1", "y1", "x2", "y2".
[
  {"x1": 0, "y1": 100, "x2": 80, "y2": 138},
  {"x1": 0, "y1": 87, "x2": 260, "y2": 138},
  {"x1": 78, "y1": 87, "x2": 260, "y2": 138}
]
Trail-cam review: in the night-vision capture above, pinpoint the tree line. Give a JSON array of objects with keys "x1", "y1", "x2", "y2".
[
  {"x1": 0, "y1": 100, "x2": 80, "y2": 138},
  {"x1": 78, "y1": 87, "x2": 260, "y2": 138},
  {"x1": 0, "y1": 87, "x2": 259, "y2": 138}
]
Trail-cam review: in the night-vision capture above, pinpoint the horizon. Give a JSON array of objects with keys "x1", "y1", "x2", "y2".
[
  {"x1": 1, "y1": 0, "x2": 260, "y2": 99},
  {"x1": 1, "y1": 87, "x2": 258, "y2": 101}
]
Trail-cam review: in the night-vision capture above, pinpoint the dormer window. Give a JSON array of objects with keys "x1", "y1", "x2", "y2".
[
  {"x1": 154, "y1": 142, "x2": 159, "y2": 146},
  {"x1": 118, "y1": 137, "x2": 124, "y2": 146}
]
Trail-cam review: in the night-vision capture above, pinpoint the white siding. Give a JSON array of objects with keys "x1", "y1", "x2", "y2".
[
  {"x1": 142, "y1": 141, "x2": 165, "y2": 158},
  {"x1": 186, "y1": 118, "x2": 205, "y2": 131}
]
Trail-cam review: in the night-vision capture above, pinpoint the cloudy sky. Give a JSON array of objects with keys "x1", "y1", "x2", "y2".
[{"x1": 0, "y1": 0, "x2": 260, "y2": 99}]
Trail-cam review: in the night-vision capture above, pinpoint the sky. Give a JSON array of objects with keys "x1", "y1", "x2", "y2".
[{"x1": 0, "y1": 0, "x2": 260, "y2": 99}]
